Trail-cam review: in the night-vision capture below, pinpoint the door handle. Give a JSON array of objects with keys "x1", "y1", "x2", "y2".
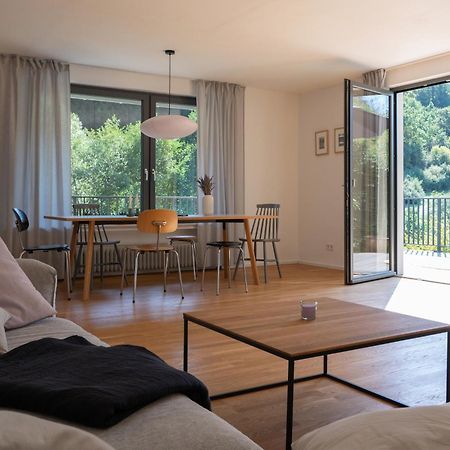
[
  {"x1": 144, "y1": 168, "x2": 149, "y2": 181},
  {"x1": 151, "y1": 168, "x2": 156, "y2": 180}
]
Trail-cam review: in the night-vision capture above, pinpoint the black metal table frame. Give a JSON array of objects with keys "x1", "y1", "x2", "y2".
[{"x1": 183, "y1": 315, "x2": 450, "y2": 450}]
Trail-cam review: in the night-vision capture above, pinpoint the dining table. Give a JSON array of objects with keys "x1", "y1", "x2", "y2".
[{"x1": 44, "y1": 214, "x2": 269, "y2": 301}]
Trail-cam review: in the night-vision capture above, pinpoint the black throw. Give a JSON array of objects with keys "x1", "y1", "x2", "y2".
[{"x1": 0, "y1": 336, "x2": 210, "y2": 427}]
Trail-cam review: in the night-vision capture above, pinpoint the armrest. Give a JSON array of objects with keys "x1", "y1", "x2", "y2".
[{"x1": 16, "y1": 259, "x2": 57, "y2": 308}]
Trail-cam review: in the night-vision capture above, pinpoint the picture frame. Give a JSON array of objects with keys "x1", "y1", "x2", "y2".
[
  {"x1": 334, "y1": 127, "x2": 345, "y2": 153},
  {"x1": 315, "y1": 130, "x2": 328, "y2": 156}
]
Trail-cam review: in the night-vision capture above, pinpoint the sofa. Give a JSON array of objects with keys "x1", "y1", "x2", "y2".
[{"x1": 2, "y1": 258, "x2": 262, "y2": 450}]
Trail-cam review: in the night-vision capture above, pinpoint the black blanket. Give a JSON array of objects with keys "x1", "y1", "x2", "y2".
[{"x1": 0, "y1": 336, "x2": 210, "y2": 427}]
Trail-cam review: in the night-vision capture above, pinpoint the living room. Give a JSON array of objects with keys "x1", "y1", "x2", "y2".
[{"x1": 1, "y1": 1, "x2": 450, "y2": 450}]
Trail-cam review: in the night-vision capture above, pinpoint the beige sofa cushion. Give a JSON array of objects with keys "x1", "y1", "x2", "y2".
[
  {"x1": 0, "y1": 308, "x2": 10, "y2": 353},
  {"x1": 293, "y1": 403, "x2": 450, "y2": 450},
  {"x1": 0, "y1": 410, "x2": 114, "y2": 450},
  {"x1": 0, "y1": 238, "x2": 55, "y2": 329}
]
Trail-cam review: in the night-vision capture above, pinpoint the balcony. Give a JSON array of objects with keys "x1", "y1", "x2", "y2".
[
  {"x1": 72, "y1": 195, "x2": 198, "y2": 216},
  {"x1": 404, "y1": 197, "x2": 450, "y2": 283}
]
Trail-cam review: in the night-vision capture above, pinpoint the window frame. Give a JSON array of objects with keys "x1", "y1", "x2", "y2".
[{"x1": 70, "y1": 84, "x2": 196, "y2": 212}]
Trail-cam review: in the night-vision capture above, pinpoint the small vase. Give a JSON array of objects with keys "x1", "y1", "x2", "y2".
[{"x1": 202, "y1": 195, "x2": 214, "y2": 215}]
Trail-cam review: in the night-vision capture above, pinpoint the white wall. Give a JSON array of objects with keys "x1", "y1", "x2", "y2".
[
  {"x1": 244, "y1": 87, "x2": 300, "y2": 263},
  {"x1": 298, "y1": 84, "x2": 344, "y2": 269},
  {"x1": 70, "y1": 64, "x2": 300, "y2": 261}
]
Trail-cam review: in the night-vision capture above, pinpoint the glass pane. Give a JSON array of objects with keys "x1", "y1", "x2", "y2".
[
  {"x1": 154, "y1": 102, "x2": 198, "y2": 215},
  {"x1": 351, "y1": 87, "x2": 391, "y2": 279},
  {"x1": 71, "y1": 94, "x2": 142, "y2": 215}
]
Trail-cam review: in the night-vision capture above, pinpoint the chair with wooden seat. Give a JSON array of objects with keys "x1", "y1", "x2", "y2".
[
  {"x1": 72, "y1": 203, "x2": 125, "y2": 284},
  {"x1": 233, "y1": 203, "x2": 281, "y2": 283},
  {"x1": 201, "y1": 241, "x2": 247, "y2": 296},
  {"x1": 12, "y1": 207, "x2": 72, "y2": 299},
  {"x1": 120, "y1": 209, "x2": 184, "y2": 303},
  {"x1": 167, "y1": 235, "x2": 197, "y2": 280}
]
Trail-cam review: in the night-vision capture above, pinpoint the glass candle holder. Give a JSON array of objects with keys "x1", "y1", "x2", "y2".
[{"x1": 300, "y1": 300, "x2": 318, "y2": 320}]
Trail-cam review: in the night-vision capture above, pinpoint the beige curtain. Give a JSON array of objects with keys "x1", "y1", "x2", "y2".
[
  {"x1": 362, "y1": 69, "x2": 386, "y2": 89},
  {"x1": 194, "y1": 80, "x2": 245, "y2": 264},
  {"x1": 0, "y1": 55, "x2": 71, "y2": 271}
]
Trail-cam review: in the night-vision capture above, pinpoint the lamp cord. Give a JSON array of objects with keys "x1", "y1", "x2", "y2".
[{"x1": 168, "y1": 53, "x2": 171, "y2": 115}]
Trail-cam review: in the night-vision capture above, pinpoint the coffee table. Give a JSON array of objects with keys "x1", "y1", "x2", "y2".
[{"x1": 183, "y1": 297, "x2": 450, "y2": 450}]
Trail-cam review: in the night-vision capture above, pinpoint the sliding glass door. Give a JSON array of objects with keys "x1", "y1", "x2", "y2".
[{"x1": 345, "y1": 79, "x2": 396, "y2": 284}]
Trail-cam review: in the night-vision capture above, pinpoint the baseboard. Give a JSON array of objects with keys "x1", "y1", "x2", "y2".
[{"x1": 297, "y1": 259, "x2": 344, "y2": 271}]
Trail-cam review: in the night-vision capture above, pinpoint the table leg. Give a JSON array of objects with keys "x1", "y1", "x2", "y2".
[
  {"x1": 286, "y1": 360, "x2": 295, "y2": 450},
  {"x1": 69, "y1": 222, "x2": 80, "y2": 269},
  {"x1": 447, "y1": 332, "x2": 450, "y2": 403},
  {"x1": 82, "y1": 221, "x2": 95, "y2": 301},
  {"x1": 222, "y1": 222, "x2": 229, "y2": 279},
  {"x1": 184, "y1": 318, "x2": 189, "y2": 372},
  {"x1": 244, "y1": 219, "x2": 260, "y2": 285}
]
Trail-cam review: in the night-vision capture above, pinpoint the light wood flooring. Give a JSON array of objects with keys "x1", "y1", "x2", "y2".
[{"x1": 56, "y1": 264, "x2": 449, "y2": 450}]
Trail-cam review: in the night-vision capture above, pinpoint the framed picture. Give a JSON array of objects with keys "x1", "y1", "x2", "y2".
[
  {"x1": 315, "y1": 130, "x2": 328, "y2": 156},
  {"x1": 334, "y1": 127, "x2": 345, "y2": 153}
]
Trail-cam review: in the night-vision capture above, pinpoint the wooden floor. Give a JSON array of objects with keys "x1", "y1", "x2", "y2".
[{"x1": 56, "y1": 264, "x2": 449, "y2": 450}]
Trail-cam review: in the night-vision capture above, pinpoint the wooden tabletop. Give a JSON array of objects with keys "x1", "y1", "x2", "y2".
[
  {"x1": 44, "y1": 214, "x2": 273, "y2": 223},
  {"x1": 184, "y1": 297, "x2": 450, "y2": 360}
]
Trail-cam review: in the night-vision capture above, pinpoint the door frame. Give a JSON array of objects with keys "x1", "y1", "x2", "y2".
[{"x1": 344, "y1": 79, "x2": 397, "y2": 284}]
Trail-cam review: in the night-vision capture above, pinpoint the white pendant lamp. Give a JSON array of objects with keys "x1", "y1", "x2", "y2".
[{"x1": 140, "y1": 50, "x2": 198, "y2": 140}]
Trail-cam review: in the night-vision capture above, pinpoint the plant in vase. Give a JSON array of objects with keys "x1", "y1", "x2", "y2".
[{"x1": 197, "y1": 174, "x2": 215, "y2": 215}]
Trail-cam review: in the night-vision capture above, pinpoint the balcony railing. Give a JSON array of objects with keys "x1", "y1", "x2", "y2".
[
  {"x1": 72, "y1": 195, "x2": 198, "y2": 216},
  {"x1": 404, "y1": 197, "x2": 450, "y2": 252}
]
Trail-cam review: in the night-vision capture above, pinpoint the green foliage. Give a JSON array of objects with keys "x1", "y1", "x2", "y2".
[
  {"x1": 71, "y1": 114, "x2": 141, "y2": 198},
  {"x1": 403, "y1": 84, "x2": 450, "y2": 195},
  {"x1": 404, "y1": 176, "x2": 425, "y2": 198}
]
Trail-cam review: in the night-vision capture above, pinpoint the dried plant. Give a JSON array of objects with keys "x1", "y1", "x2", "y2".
[{"x1": 197, "y1": 174, "x2": 215, "y2": 195}]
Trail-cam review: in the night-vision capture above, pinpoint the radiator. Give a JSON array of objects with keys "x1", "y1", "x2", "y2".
[{"x1": 77, "y1": 244, "x2": 194, "y2": 276}]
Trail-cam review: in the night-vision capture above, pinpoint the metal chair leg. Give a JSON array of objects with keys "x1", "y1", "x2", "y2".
[
  {"x1": 216, "y1": 248, "x2": 221, "y2": 296},
  {"x1": 233, "y1": 243, "x2": 244, "y2": 280},
  {"x1": 172, "y1": 249, "x2": 185, "y2": 300},
  {"x1": 64, "y1": 251, "x2": 71, "y2": 300},
  {"x1": 191, "y1": 241, "x2": 197, "y2": 281},
  {"x1": 120, "y1": 248, "x2": 127, "y2": 296},
  {"x1": 132, "y1": 251, "x2": 140, "y2": 304},
  {"x1": 263, "y1": 241, "x2": 268, "y2": 283},
  {"x1": 163, "y1": 251, "x2": 169, "y2": 292},
  {"x1": 227, "y1": 248, "x2": 231, "y2": 288},
  {"x1": 201, "y1": 247, "x2": 208, "y2": 292},
  {"x1": 240, "y1": 247, "x2": 248, "y2": 293},
  {"x1": 272, "y1": 241, "x2": 282, "y2": 278},
  {"x1": 19, "y1": 250, "x2": 26, "y2": 258},
  {"x1": 99, "y1": 243, "x2": 104, "y2": 282},
  {"x1": 115, "y1": 243, "x2": 128, "y2": 286}
]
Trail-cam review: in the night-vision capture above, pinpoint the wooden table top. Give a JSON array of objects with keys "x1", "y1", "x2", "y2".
[
  {"x1": 184, "y1": 297, "x2": 450, "y2": 360},
  {"x1": 44, "y1": 214, "x2": 273, "y2": 223}
]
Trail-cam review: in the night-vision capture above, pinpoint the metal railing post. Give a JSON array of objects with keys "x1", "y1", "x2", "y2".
[{"x1": 437, "y1": 198, "x2": 442, "y2": 253}]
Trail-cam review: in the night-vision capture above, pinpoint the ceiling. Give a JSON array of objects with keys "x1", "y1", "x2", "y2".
[{"x1": 0, "y1": 0, "x2": 449, "y2": 93}]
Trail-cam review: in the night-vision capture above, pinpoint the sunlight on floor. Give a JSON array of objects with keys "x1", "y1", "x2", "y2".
[{"x1": 385, "y1": 277, "x2": 450, "y2": 324}]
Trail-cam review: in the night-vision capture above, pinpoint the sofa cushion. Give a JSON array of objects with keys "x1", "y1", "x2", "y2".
[
  {"x1": 293, "y1": 403, "x2": 450, "y2": 450},
  {"x1": 6, "y1": 317, "x2": 105, "y2": 350},
  {"x1": 0, "y1": 308, "x2": 10, "y2": 354},
  {"x1": 0, "y1": 238, "x2": 56, "y2": 329},
  {"x1": 0, "y1": 410, "x2": 114, "y2": 450}
]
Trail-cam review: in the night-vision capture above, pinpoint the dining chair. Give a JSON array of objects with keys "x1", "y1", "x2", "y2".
[
  {"x1": 72, "y1": 203, "x2": 125, "y2": 285},
  {"x1": 233, "y1": 203, "x2": 281, "y2": 283},
  {"x1": 12, "y1": 208, "x2": 72, "y2": 299},
  {"x1": 201, "y1": 241, "x2": 247, "y2": 296},
  {"x1": 167, "y1": 235, "x2": 197, "y2": 280},
  {"x1": 120, "y1": 209, "x2": 184, "y2": 303}
]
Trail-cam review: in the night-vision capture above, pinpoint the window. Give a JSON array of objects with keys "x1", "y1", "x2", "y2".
[{"x1": 70, "y1": 85, "x2": 198, "y2": 215}]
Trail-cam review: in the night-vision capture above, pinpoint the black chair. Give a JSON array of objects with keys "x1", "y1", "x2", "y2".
[
  {"x1": 233, "y1": 203, "x2": 282, "y2": 283},
  {"x1": 12, "y1": 207, "x2": 71, "y2": 299},
  {"x1": 72, "y1": 203, "x2": 125, "y2": 285},
  {"x1": 201, "y1": 241, "x2": 247, "y2": 296}
]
